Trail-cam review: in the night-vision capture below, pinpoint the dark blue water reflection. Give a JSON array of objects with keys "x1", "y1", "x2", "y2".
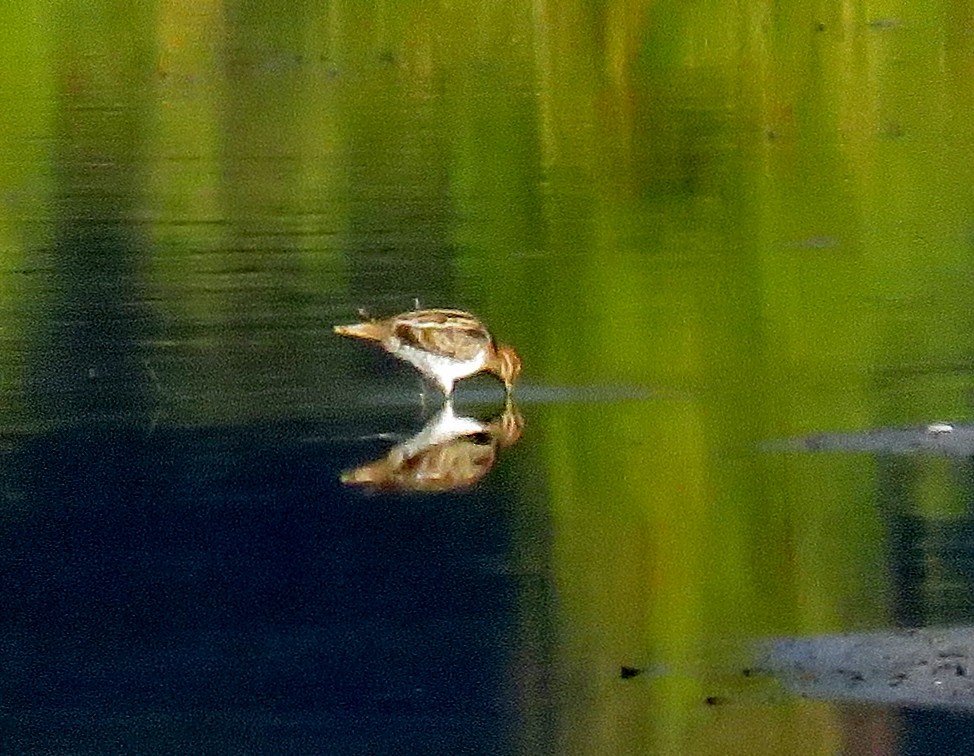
[{"x1": 1, "y1": 418, "x2": 540, "y2": 754}]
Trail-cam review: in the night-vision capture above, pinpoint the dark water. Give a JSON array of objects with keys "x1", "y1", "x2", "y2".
[
  {"x1": 7, "y1": 3, "x2": 974, "y2": 754},
  {"x1": 1, "y1": 414, "x2": 543, "y2": 755}
]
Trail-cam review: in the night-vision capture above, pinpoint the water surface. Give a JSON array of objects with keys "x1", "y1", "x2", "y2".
[{"x1": 4, "y1": 2, "x2": 974, "y2": 754}]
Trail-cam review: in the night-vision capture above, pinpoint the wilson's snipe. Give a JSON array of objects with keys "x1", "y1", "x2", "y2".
[{"x1": 334, "y1": 308, "x2": 521, "y2": 397}]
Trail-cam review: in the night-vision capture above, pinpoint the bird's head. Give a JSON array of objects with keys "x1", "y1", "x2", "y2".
[{"x1": 493, "y1": 345, "x2": 522, "y2": 394}]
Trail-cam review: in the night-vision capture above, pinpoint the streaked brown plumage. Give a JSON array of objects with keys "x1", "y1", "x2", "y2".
[
  {"x1": 333, "y1": 308, "x2": 521, "y2": 396},
  {"x1": 341, "y1": 401, "x2": 524, "y2": 493}
]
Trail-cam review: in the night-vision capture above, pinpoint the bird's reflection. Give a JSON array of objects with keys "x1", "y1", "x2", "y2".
[{"x1": 342, "y1": 400, "x2": 523, "y2": 493}]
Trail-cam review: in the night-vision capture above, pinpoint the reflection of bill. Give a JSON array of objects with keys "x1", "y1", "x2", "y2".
[{"x1": 342, "y1": 401, "x2": 523, "y2": 493}]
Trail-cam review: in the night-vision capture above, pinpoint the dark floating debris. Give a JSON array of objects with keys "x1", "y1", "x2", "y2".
[
  {"x1": 620, "y1": 666, "x2": 643, "y2": 680},
  {"x1": 868, "y1": 17, "x2": 902, "y2": 30}
]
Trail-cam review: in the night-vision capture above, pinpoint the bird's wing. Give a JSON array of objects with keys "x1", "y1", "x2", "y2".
[{"x1": 393, "y1": 310, "x2": 491, "y2": 361}]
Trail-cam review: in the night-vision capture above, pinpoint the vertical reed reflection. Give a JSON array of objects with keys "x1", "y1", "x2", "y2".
[{"x1": 26, "y1": 13, "x2": 156, "y2": 424}]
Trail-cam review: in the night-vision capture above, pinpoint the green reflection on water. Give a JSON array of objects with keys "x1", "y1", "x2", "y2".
[{"x1": 4, "y1": 1, "x2": 974, "y2": 753}]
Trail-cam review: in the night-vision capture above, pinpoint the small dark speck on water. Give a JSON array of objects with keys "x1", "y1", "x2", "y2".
[
  {"x1": 620, "y1": 666, "x2": 643, "y2": 680},
  {"x1": 884, "y1": 122, "x2": 905, "y2": 139},
  {"x1": 790, "y1": 236, "x2": 840, "y2": 250},
  {"x1": 869, "y1": 17, "x2": 903, "y2": 30}
]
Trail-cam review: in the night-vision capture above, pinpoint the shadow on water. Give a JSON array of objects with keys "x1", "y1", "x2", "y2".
[{"x1": 0, "y1": 411, "x2": 553, "y2": 754}]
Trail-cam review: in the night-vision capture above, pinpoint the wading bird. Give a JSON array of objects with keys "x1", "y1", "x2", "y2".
[{"x1": 334, "y1": 308, "x2": 521, "y2": 397}]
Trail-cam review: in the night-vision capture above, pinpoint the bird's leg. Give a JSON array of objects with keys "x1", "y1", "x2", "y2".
[
  {"x1": 412, "y1": 297, "x2": 426, "y2": 415},
  {"x1": 418, "y1": 377, "x2": 440, "y2": 420}
]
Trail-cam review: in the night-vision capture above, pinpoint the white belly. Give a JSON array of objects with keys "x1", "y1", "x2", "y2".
[{"x1": 396, "y1": 343, "x2": 486, "y2": 393}]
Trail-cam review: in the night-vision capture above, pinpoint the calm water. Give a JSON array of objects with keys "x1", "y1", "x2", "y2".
[{"x1": 5, "y1": 3, "x2": 974, "y2": 754}]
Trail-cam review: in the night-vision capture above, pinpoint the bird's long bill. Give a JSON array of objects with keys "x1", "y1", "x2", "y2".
[{"x1": 333, "y1": 322, "x2": 384, "y2": 341}]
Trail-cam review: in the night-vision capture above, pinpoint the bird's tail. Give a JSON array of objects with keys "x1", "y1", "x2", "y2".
[
  {"x1": 333, "y1": 321, "x2": 385, "y2": 341},
  {"x1": 341, "y1": 461, "x2": 387, "y2": 486}
]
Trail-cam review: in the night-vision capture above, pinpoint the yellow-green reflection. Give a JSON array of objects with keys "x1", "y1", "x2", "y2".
[
  {"x1": 2, "y1": 1, "x2": 974, "y2": 753},
  {"x1": 0, "y1": 2, "x2": 56, "y2": 427}
]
